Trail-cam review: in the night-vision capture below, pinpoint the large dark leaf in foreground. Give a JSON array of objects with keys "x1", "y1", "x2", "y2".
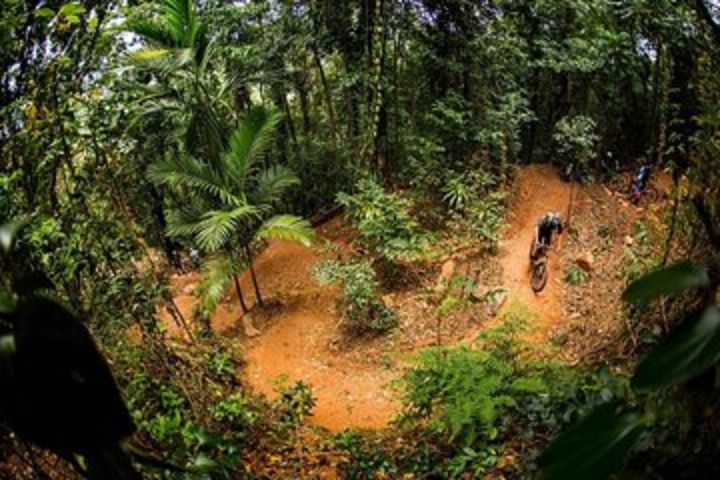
[
  {"x1": 622, "y1": 261, "x2": 709, "y2": 305},
  {"x1": 6, "y1": 297, "x2": 135, "y2": 452},
  {"x1": 539, "y1": 403, "x2": 646, "y2": 480},
  {"x1": 632, "y1": 305, "x2": 720, "y2": 392}
]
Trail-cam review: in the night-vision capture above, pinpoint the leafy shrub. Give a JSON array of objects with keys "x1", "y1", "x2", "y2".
[
  {"x1": 444, "y1": 170, "x2": 506, "y2": 243},
  {"x1": 446, "y1": 446, "x2": 499, "y2": 479},
  {"x1": 314, "y1": 259, "x2": 397, "y2": 332},
  {"x1": 212, "y1": 393, "x2": 257, "y2": 428},
  {"x1": 274, "y1": 380, "x2": 316, "y2": 429},
  {"x1": 338, "y1": 177, "x2": 431, "y2": 262},
  {"x1": 566, "y1": 264, "x2": 590, "y2": 285},
  {"x1": 335, "y1": 431, "x2": 398, "y2": 480},
  {"x1": 553, "y1": 115, "x2": 599, "y2": 177},
  {"x1": 400, "y1": 320, "x2": 594, "y2": 448},
  {"x1": 205, "y1": 351, "x2": 236, "y2": 379}
]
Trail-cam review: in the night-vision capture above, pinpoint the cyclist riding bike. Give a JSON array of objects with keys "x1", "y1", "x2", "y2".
[
  {"x1": 632, "y1": 162, "x2": 651, "y2": 198},
  {"x1": 532, "y1": 212, "x2": 564, "y2": 260}
]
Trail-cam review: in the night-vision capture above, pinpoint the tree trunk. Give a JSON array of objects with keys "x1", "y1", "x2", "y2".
[
  {"x1": 246, "y1": 245, "x2": 264, "y2": 307},
  {"x1": 233, "y1": 273, "x2": 249, "y2": 314},
  {"x1": 311, "y1": 43, "x2": 337, "y2": 142},
  {"x1": 281, "y1": 93, "x2": 298, "y2": 147}
]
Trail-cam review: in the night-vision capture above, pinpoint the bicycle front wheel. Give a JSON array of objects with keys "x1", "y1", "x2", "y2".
[{"x1": 531, "y1": 262, "x2": 549, "y2": 293}]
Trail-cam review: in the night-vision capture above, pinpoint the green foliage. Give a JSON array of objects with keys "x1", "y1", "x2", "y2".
[
  {"x1": 274, "y1": 381, "x2": 316, "y2": 429},
  {"x1": 213, "y1": 393, "x2": 257, "y2": 428},
  {"x1": 334, "y1": 431, "x2": 397, "y2": 480},
  {"x1": 446, "y1": 446, "x2": 499, "y2": 479},
  {"x1": 400, "y1": 320, "x2": 581, "y2": 447},
  {"x1": 542, "y1": 262, "x2": 720, "y2": 479},
  {"x1": 632, "y1": 305, "x2": 720, "y2": 391},
  {"x1": 566, "y1": 264, "x2": 590, "y2": 285},
  {"x1": 149, "y1": 105, "x2": 314, "y2": 314},
  {"x1": 443, "y1": 170, "x2": 506, "y2": 243},
  {"x1": 314, "y1": 259, "x2": 397, "y2": 332},
  {"x1": 338, "y1": 178, "x2": 430, "y2": 262},
  {"x1": 553, "y1": 115, "x2": 599, "y2": 175},
  {"x1": 622, "y1": 261, "x2": 709, "y2": 305},
  {"x1": 540, "y1": 404, "x2": 648, "y2": 480}
]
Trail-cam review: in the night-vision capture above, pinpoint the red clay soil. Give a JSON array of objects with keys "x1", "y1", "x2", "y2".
[
  {"x1": 158, "y1": 224, "x2": 402, "y2": 432},
  {"x1": 241, "y1": 238, "x2": 401, "y2": 431}
]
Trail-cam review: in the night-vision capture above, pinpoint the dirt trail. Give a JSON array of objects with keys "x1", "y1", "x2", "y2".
[
  {"x1": 157, "y1": 165, "x2": 577, "y2": 432},
  {"x1": 240, "y1": 237, "x2": 400, "y2": 431},
  {"x1": 496, "y1": 165, "x2": 573, "y2": 341}
]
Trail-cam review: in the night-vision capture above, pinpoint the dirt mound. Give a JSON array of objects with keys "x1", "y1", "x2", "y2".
[{"x1": 241, "y1": 238, "x2": 401, "y2": 431}]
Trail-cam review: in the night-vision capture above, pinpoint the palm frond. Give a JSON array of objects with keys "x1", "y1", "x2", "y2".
[
  {"x1": 254, "y1": 215, "x2": 315, "y2": 247},
  {"x1": 195, "y1": 205, "x2": 261, "y2": 251},
  {"x1": 147, "y1": 155, "x2": 240, "y2": 207},
  {"x1": 165, "y1": 204, "x2": 205, "y2": 239},
  {"x1": 251, "y1": 165, "x2": 300, "y2": 206},
  {"x1": 224, "y1": 106, "x2": 282, "y2": 188},
  {"x1": 161, "y1": 0, "x2": 203, "y2": 48},
  {"x1": 127, "y1": 19, "x2": 178, "y2": 48},
  {"x1": 128, "y1": 0, "x2": 206, "y2": 62},
  {"x1": 196, "y1": 251, "x2": 241, "y2": 314}
]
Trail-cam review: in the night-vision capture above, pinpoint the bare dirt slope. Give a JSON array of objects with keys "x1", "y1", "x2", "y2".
[{"x1": 241, "y1": 238, "x2": 400, "y2": 431}]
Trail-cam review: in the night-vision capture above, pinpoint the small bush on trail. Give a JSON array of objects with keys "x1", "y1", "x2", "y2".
[
  {"x1": 314, "y1": 259, "x2": 397, "y2": 333},
  {"x1": 275, "y1": 380, "x2": 316, "y2": 429},
  {"x1": 338, "y1": 177, "x2": 431, "y2": 263},
  {"x1": 566, "y1": 264, "x2": 590, "y2": 285},
  {"x1": 335, "y1": 431, "x2": 398, "y2": 480}
]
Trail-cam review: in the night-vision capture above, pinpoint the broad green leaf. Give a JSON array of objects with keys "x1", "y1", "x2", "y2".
[
  {"x1": 632, "y1": 305, "x2": 720, "y2": 391},
  {"x1": 540, "y1": 404, "x2": 646, "y2": 480},
  {"x1": 36, "y1": 7, "x2": 55, "y2": 18},
  {"x1": 65, "y1": 14, "x2": 82, "y2": 25},
  {"x1": 622, "y1": 261, "x2": 709, "y2": 305},
  {"x1": 59, "y1": 3, "x2": 86, "y2": 18},
  {"x1": 131, "y1": 49, "x2": 172, "y2": 61},
  {"x1": 0, "y1": 219, "x2": 27, "y2": 253}
]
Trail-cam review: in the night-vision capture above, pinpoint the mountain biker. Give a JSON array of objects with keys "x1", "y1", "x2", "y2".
[
  {"x1": 632, "y1": 161, "x2": 651, "y2": 196},
  {"x1": 532, "y1": 212, "x2": 564, "y2": 259}
]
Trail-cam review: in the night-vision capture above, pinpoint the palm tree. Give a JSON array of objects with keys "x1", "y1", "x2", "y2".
[
  {"x1": 127, "y1": 0, "x2": 229, "y2": 166},
  {"x1": 148, "y1": 106, "x2": 314, "y2": 315}
]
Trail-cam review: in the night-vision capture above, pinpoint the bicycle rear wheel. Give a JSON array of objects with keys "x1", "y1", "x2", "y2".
[
  {"x1": 643, "y1": 186, "x2": 659, "y2": 204},
  {"x1": 531, "y1": 261, "x2": 549, "y2": 293}
]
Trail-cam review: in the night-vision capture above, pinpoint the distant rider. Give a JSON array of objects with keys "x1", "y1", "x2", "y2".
[
  {"x1": 632, "y1": 161, "x2": 651, "y2": 196},
  {"x1": 533, "y1": 212, "x2": 564, "y2": 258}
]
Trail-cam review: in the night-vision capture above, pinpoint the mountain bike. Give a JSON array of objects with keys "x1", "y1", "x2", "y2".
[
  {"x1": 529, "y1": 239, "x2": 549, "y2": 293},
  {"x1": 611, "y1": 173, "x2": 659, "y2": 205}
]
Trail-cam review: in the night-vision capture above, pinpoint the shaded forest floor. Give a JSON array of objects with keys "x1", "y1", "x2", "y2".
[{"x1": 156, "y1": 165, "x2": 671, "y2": 433}]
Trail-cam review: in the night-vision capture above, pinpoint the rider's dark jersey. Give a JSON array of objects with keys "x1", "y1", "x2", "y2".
[
  {"x1": 538, "y1": 215, "x2": 563, "y2": 246},
  {"x1": 636, "y1": 166, "x2": 651, "y2": 191}
]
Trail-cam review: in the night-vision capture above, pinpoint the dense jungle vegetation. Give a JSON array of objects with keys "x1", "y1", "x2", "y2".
[{"x1": 1, "y1": 0, "x2": 720, "y2": 478}]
